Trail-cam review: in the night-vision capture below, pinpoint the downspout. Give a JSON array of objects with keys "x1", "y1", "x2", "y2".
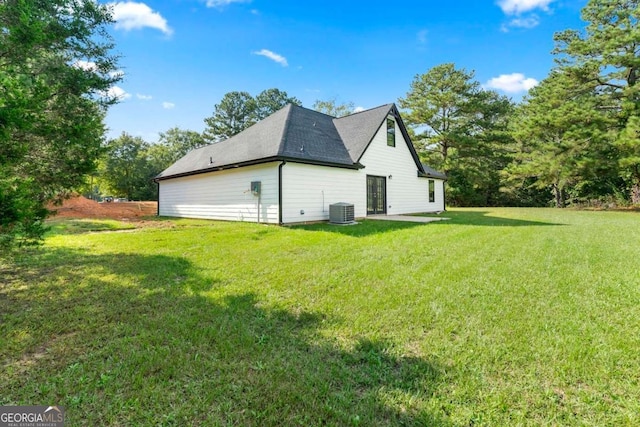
[
  {"x1": 278, "y1": 160, "x2": 286, "y2": 225},
  {"x1": 443, "y1": 181, "x2": 447, "y2": 212}
]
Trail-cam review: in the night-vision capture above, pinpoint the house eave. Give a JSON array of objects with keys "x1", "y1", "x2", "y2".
[
  {"x1": 154, "y1": 156, "x2": 362, "y2": 182},
  {"x1": 418, "y1": 171, "x2": 448, "y2": 180}
]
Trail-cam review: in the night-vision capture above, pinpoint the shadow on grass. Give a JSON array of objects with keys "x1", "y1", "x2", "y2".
[
  {"x1": 415, "y1": 210, "x2": 565, "y2": 227},
  {"x1": 293, "y1": 210, "x2": 563, "y2": 237},
  {"x1": 0, "y1": 248, "x2": 452, "y2": 426},
  {"x1": 45, "y1": 219, "x2": 136, "y2": 236},
  {"x1": 293, "y1": 219, "x2": 427, "y2": 237}
]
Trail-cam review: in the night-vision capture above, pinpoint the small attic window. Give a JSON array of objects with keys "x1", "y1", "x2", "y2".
[{"x1": 386, "y1": 118, "x2": 395, "y2": 147}]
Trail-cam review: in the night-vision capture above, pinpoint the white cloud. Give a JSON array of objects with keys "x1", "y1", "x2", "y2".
[
  {"x1": 110, "y1": 2, "x2": 173, "y2": 35},
  {"x1": 497, "y1": 0, "x2": 554, "y2": 15},
  {"x1": 501, "y1": 14, "x2": 540, "y2": 31},
  {"x1": 104, "y1": 86, "x2": 132, "y2": 100},
  {"x1": 162, "y1": 101, "x2": 175, "y2": 109},
  {"x1": 206, "y1": 0, "x2": 250, "y2": 8},
  {"x1": 73, "y1": 60, "x2": 98, "y2": 71},
  {"x1": 417, "y1": 29, "x2": 428, "y2": 45},
  {"x1": 509, "y1": 15, "x2": 540, "y2": 28},
  {"x1": 136, "y1": 93, "x2": 153, "y2": 100},
  {"x1": 353, "y1": 106, "x2": 365, "y2": 113},
  {"x1": 252, "y1": 49, "x2": 288, "y2": 67},
  {"x1": 486, "y1": 73, "x2": 539, "y2": 93}
]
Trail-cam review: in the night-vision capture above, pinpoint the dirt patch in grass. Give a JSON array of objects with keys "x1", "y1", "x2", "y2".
[{"x1": 48, "y1": 196, "x2": 157, "y2": 220}]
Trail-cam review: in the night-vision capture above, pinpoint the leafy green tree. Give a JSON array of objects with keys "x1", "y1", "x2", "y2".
[
  {"x1": 255, "y1": 88, "x2": 301, "y2": 120},
  {"x1": 312, "y1": 98, "x2": 355, "y2": 117},
  {"x1": 101, "y1": 133, "x2": 157, "y2": 201},
  {"x1": 203, "y1": 91, "x2": 256, "y2": 142},
  {"x1": 203, "y1": 89, "x2": 301, "y2": 142},
  {"x1": 450, "y1": 90, "x2": 515, "y2": 206},
  {"x1": 158, "y1": 127, "x2": 206, "y2": 161},
  {"x1": 399, "y1": 63, "x2": 515, "y2": 206},
  {"x1": 399, "y1": 63, "x2": 481, "y2": 172},
  {"x1": 504, "y1": 71, "x2": 612, "y2": 207},
  {"x1": 145, "y1": 127, "x2": 207, "y2": 180},
  {"x1": 0, "y1": 0, "x2": 120, "y2": 246},
  {"x1": 554, "y1": 0, "x2": 640, "y2": 202}
]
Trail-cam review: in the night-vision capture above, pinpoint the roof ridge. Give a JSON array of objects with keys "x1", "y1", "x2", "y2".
[
  {"x1": 186, "y1": 142, "x2": 215, "y2": 152},
  {"x1": 335, "y1": 103, "x2": 394, "y2": 120},
  {"x1": 296, "y1": 104, "x2": 337, "y2": 119}
]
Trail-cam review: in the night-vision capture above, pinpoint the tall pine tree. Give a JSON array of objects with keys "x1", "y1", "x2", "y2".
[
  {"x1": 504, "y1": 71, "x2": 612, "y2": 207},
  {"x1": 399, "y1": 63, "x2": 514, "y2": 206},
  {"x1": 554, "y1": 0, "x2": 640, "y2": 203}
]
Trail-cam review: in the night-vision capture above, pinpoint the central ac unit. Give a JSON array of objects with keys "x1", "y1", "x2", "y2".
[{"x1": 329, "y1": 202, "x2": 355, "y2": 224}]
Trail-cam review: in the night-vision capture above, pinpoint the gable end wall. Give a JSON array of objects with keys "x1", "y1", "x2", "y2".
[{"x1": 358, "y1": 117, "x2": 445, "y2": 213}]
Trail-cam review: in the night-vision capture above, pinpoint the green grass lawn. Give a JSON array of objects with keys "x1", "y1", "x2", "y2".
[{"x1": 1, "y1": 208, "x2": 639, "y2": 426}]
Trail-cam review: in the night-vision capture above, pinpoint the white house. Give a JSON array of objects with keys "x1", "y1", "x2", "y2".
[{"x1": 154, "y1": 103, "x2": 446, "y2": 224}]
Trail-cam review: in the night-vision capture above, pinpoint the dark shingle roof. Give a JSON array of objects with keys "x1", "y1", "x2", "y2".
[
  {"x1": 155, "y1": 105, "x2": 291, "y2": 180},
  {"x1": 278, "y1": 104, "x2": 353, "y2": 165},
  {"x1": 155, "y1": 103, "x2": 445, "y2": 181},
  {"x1": 333, "y1": 104, "x2": 394, "y2": 162}
]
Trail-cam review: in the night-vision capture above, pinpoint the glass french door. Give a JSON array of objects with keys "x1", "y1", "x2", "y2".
[{"x1": 367, "y1": 175, "x2": 386, "y2": 215}]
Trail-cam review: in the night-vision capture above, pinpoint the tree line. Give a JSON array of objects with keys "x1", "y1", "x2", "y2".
[
  {"x1": 2, "y1": 0, "x2": 638, "y2": 247},
  {"x1": 402, "y1": 0, "x2": 639, "y2": 208}
]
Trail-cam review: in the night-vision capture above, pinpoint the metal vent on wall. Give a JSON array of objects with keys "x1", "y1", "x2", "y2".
[{"x1": 329, "y1": 202, "x2": 355, "y2": 224}]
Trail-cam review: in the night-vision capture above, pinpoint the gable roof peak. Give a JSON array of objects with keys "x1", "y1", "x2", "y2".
[{"x1": 332, "y1": 103, "x2": 395, "y2": 162}]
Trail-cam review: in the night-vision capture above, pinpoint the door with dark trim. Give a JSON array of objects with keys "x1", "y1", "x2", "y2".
[{"x1": 367, "y1": 175, "x2": 386, "y2": 215}]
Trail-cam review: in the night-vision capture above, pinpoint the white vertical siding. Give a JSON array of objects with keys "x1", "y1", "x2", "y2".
[
  {"x1": 158, "y1": 162, "x2": 279, "y2": 223},
  {"x1": 358, "y1": 117, "x2": 446, "y2": 213},
  {"x1": 281, "y1": 163, "x2": 364, "y2": 223}
]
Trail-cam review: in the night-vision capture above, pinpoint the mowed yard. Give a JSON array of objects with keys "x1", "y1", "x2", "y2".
[{"x1": 1, "y1": 208, "x2": 639, "y2": 426}]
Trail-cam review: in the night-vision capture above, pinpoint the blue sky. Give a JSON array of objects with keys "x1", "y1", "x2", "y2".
[{"x1": 101, "y1": 0, "x2": 587, "y2": 141}]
